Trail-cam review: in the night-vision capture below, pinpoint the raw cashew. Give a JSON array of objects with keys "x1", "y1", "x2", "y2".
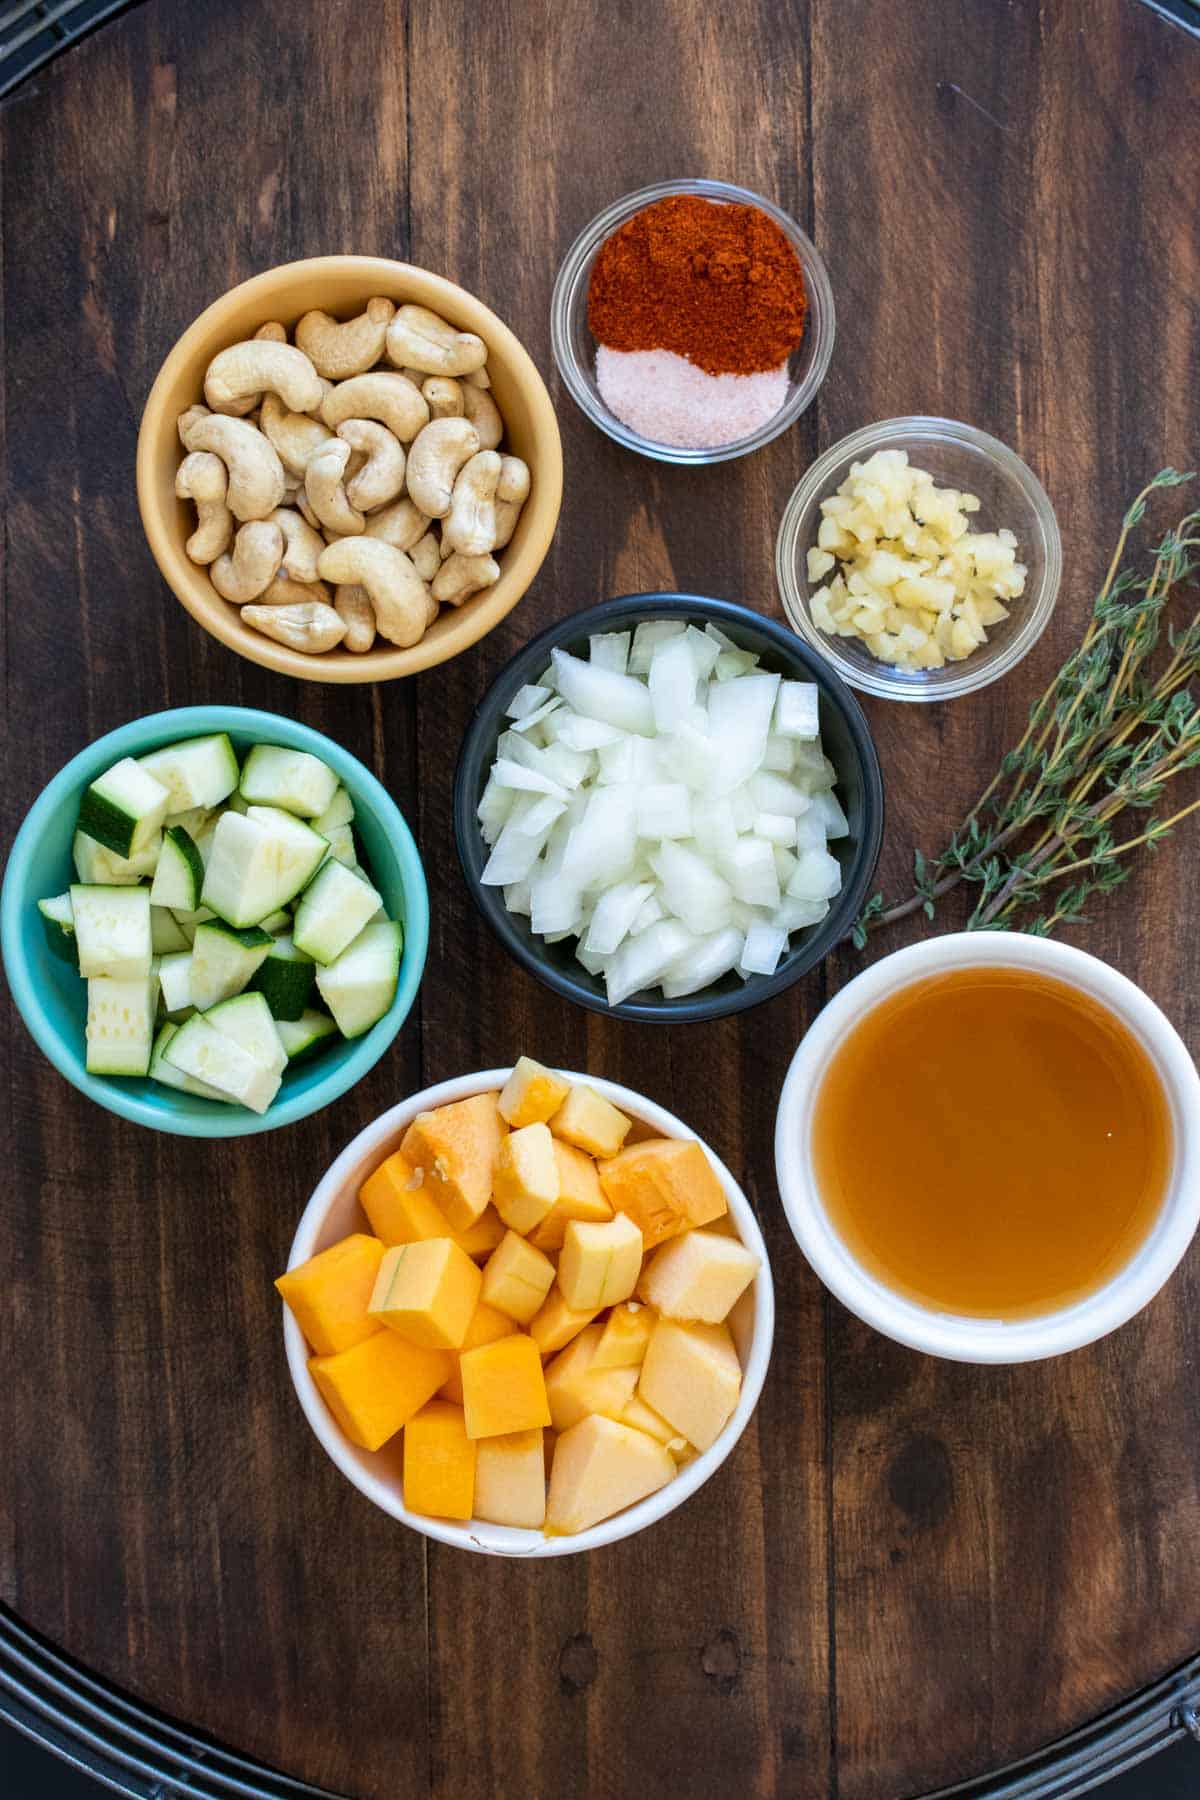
[
  {"x1": 176, "y1": 450, "x2": 233, "y2": 564},
  {"x1": 204, "y1": 340, "x2": 323, "y2": 416},
  {"x1": 317, "y1": 537, "x2": 432, "y2": 648},
  {"x1": 464, "y1": 365, "x2": 490, "y2": 389},
  {"x1": 433, "y1": 552, "x2": 500, "y2": 607},
  {"x1": 409, "y1": 531, "x2": 442, "y2": 583},
  {"x1": 443, "y1": 449, "x2": 501, "y2": 555},
  {"x1": 320, "y1": 371, "x2": 428, "y2": 443},
  {"x1": 260, "y1": 392, "x2": 334, "y2": 479},
  {"x1": 304, "y1": 439, "x2": 366, "y2": 536},
  {"x1": 255, "y1": 321, "x2": 288, "y2": 343},
  {"x1": 241, "y1": 601, "x2": 347, "y2": 653},
  {"x1": 297, "y1": 491, "x2": 322, "y2": 532},
  {"x1": 178, "y1": 404, "x2": 210, "y2": 448},
  {"x1": 334, "y1": 584, "x2": 377, "y2": 652},
  {"x1": 211, "y1": 520, "x2": 285, "y2": 603},
  {"x1": 405, "y1": 417, "x2": 480, "y2": 518},
  {"x1": 181, "y1": 413, "x2": 286, "y2": 521},
  {"x1": 462, "y1": 382, "x2": 503, "y2": 452},
  {"x1": 362, "y1": 497, "x2": 430, "y2": 552},
  {"x1": 270, "y1": 507, "x2": 326, "y2": 584},
  {"x1": 296, "y1": 297, "x2": 395, "y2": 379},
  {"x1": 338, "y1": 419, "x2": 406, "y2": 513},
  {"x1": 493, "y1": 453, "x2": 531, "y2": 550},
  {"x1": 260, "y1": 574, "x2": 333, "y2": 607},
  {"x1": 385, "y1": 304, "x2": 487, "y2": 377},
  {"x1": 421, "y1": 376, "x2": 464, "y2": 420}
]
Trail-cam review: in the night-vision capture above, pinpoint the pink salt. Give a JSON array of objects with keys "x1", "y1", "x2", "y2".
[{"x1": 595, "y1": 346, "x2": 789, "y2": 449}]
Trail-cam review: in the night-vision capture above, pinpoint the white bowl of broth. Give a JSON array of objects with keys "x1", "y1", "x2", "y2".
[{"x1": 774, "y1": 934, "x2": 1200, "y2": 1363}]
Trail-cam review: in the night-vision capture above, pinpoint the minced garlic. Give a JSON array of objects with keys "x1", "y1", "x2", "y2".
[{"x1": 806, "y1": 450, "x2": 1027, "y2": 670}]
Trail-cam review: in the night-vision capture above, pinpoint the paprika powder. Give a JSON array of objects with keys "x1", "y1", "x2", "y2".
[{"x1": 588, "y1": 194, "x2": 808, "y2": 376}]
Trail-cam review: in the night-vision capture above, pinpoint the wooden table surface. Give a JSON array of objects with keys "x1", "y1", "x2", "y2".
[{"x1": 2, "y1": 1, "x2": 1199, "y2": 1796}]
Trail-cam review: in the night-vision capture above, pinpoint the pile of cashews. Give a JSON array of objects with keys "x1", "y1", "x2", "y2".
[{"x1": 174, "y1": 299, "x2": 531, "y2": 655}]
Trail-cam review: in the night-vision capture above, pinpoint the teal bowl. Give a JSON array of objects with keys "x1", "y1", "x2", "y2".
[{"x1": 1, "y1": 706, "x2": 429, "y2": 1137}]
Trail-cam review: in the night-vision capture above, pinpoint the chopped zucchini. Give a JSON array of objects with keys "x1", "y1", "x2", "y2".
[
  {"x1": 239, "y1": 745, "x2": 339, "y2": 819},
  {"x1": 190, "y1": 920, "x2": 273, "y2": 1010},
  {"x1": 137, "y1": 733, "x2": 239, "y2": 813},
  {"x1": 85, "y1": 973, "x2": 156, "y2": 1075},
  {"x1": 149, "y1": 825, "x2": 204, "y2": 911},
  {"x1": 148, "y1": 1021, "x2": 228, "y2": 1101},
  {"x1": 205, "y1": 991, "x2": 285, "y2": 1074},
  {"x1": 77, "y1": 757, "x2": 171, "y2": 858},
  {"x1": 72, "y1": 829, "x2": 161, "y2": 885},
  {"x1": 322, "y1": 823, "x2": 357, "y2": 867},
  {"x1": 38, "y1": 894, "x2": 76, "y2": 963},
  {"x1": 171, "y1": 906, "x2": 216, "y2": 946},
  {"x1": 150, "y1": 907, "x2": 191, "y2": 956},
  {"x1": 313, "y1": 786, "x2": 355, "y2": 835},
  {"x1": 258, "y1": 909, "x2": 293, "y2": 936},
  {"x1": 201, "y1": 807, "x2": 327, "y2": 927},
  {"x1": 293, "y1": 860, "x2": 382, "y2": 965},
  {"x1": 158, "y1": 951, "x2": 193, "y2": 1016},
  {"x1": 275, "y1": 1009, "x2": 339, "y2": 1063},
  {"x1": 250, "y1": 935, "x2": 316, "y2": 1021},
  {"x1": 314, "y1": 920, "x2": 401, "y2": 1037},
  {"x1": 70, "y1": 885, "x2": 152, "y2": 980},
  {"x1": 161, "y1": 1013, "x2": 281, "y2": 1114}
]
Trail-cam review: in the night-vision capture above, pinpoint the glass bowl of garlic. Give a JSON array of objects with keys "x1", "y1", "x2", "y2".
[{"x1": 776, "y1": 418, "x2": 1062, "y2": 702}]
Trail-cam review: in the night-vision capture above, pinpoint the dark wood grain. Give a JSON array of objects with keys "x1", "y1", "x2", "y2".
[{"x1": 2, "y1": 2, "x2": 1198, "y2": 1797}]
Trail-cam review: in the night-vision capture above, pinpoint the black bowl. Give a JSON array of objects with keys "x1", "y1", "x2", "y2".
[{"x1": 453, "y1": 594, "x2": 885, "y2": 1022}]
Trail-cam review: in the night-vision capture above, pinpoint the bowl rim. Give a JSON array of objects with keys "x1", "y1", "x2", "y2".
[
  {"x1": 282, "y1": 1067, "x2": 775, "y2": 1555},
  {"x1": 0, "y1": 704, "x2": 430, "y2": 1137},
  {"x1": 775, "y1": 415, "x2": 1063, "y2": 701},
  {"x1": 774, "y1": 933, "x2": 1200, "y2": 1363},
  {"x1": 136, "y1": 255, "x2": 563, "y2": 685},
  {"x1": 452, "y1": 592, "x2": 885, "y2": 1021},
  {"x1": 551, "y1": 177, "x2": 836, "y2": 466}
]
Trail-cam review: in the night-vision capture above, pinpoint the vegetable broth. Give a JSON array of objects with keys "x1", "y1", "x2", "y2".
[{"x1": 811, "y1": 968, "x2": 1171, "y2": 1319}]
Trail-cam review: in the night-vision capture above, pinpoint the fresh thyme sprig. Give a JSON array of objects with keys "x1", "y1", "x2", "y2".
[{"x1": 853, "y1": 470, "x2": 1200, "y2": 947}]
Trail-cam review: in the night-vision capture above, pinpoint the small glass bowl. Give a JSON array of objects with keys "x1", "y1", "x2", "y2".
[
  {"x1": 776, "y1": 417, "x2": 1062, "y2": 702},
  {"x1": 551, "y1": 178, "x2": 836, "y2": 466}
]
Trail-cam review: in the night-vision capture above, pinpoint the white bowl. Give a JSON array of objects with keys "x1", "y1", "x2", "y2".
[
  {"x1": 775, "y1": 935, "x2": 1200, "y2": 1364},
  {"x1": 283, "y1": 1070, "x2": 774, "y2": 1555}
]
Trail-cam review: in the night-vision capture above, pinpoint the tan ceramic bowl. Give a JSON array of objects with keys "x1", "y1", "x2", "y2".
[{"x1": 136, "y1": 256, "x2": 563, "y2": 683}]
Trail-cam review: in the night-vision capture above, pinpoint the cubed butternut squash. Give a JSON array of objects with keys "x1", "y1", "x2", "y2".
[
  {"x1": 557, "y1": 1212, "x2": 642, "y2": 1312},
  {"x1": 598, "y1": 1137, "x2": 728, "y2": 1249},
  {"x1": 309, "y1": 1331, "x2": 453, "y2": 1452},
  {"x1": 497, "y1": 1057, "x2": 570, "y2": 1128},
  {"x1": 473, "y1": 1428, "x2": 546, "y2": 1529},
  {"x1": 400, "y1": 1092, "x2": 505, "y2": 1231},
  {"x1": 529, "y1": 1140, "x2": 612, "y2": 1250},
  {"x1": 492, "y1": 1122, "x2": 559, "y2": 1235},
  {"x1": 368, "y1": 1238, "x2": 482, "y2": 1350},
  {"x1": 591, "y1": 1300, "x2": 656, "y2": 1369},
  {"x1": 621, "y1": 1393, "x2": 691, "y2": 1458},
  {"x1": 460, "y1": 1333, "x2": 551, "y2": 1439},
  {"x1": 480, "y1": 1230, "x2": 556, "y2": 1325},
  {"x1": 275, "y1": 1233, "x2": 385, "y2": 1356},
  {"x1": 438, "y1": 1301, "x2": 517, "y2": 1404},
  {"x1": 638, "y1": 1228, "x2": 758, "y2": 1323},
  {"x1": 360, "y1": 1150, "x2": 505, "y2": 1261},
  {"x1": 544, "y1": 1414, "x2": 674, "y2": 1536},
  {"x1": 638, "y1": 1318, "x2": 741, "y2": 1453},
  {"x1": 403, "y1": 1400, "x2": 476, "y2": 1520},
  {"x1": 529, "y1": 1287, "x2": 599, "y2": 1357},
  {"x1": 549, "y1": 1084, "x2": 632, "y2": 1159},
  {"x1": 543, "y1": 1323, "x2": 639, "y2": 1432}
]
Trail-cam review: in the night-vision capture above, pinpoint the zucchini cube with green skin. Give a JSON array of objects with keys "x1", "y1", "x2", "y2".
[
  {"x1": 313, "y1": 786, "x2": 355, "y2": 835},
  {"x1": 149, "y1": 825, "x2": 204, "y2": 911},
  {"x1": 158, "y1": 951, "x2": 194, "y2": 1015},
  {"x1": 161, "y1": 1013, "x2": 281, "y2": 1114},
  {"x1": 204, "y1": 992, "x2": 285, "y2": 1074},
  {"x1": 293, "y1": 860, "x2": 383, "y2": 965},
  {"x1": 200, "y1": 808, "x2": 327, "y2": 928},
  {"x1": 190, "y1": 920, "x2": 273, "y2": 1010},
  {"x1": 86, "y1": 973, "x2": 157, "y2": 1075},
  {"x1": 275, "y1": 1008, "x2": 339, "y2": 1062},
  {"x1": 38, "y1": 894, "x2": 76, "y2": 963},
  {"x1": 250, "y1": 935, "x2": 316, "y2": 1021},
  {"x1": 73, "y1": 829, "x2": 161, "y2": 886},
  {"x1": 137, "y1": 734, "x2": 239, "y2": 814},
  {"x1": 149, "y1": 1022, "x2": 228, "y2": 1101},
  {"x1": 239, "y1": 745, "x2": 339, "y2": 819},
  {"x1": 315, "y1": 920, "x2": 402, "y2": 1038},
  {"x1": 150, "y1": 907, "x2": 191, "y2": 956},
  {"x1": 77, "y1": 758, "x2": 171, "y2": 859},
  {"x1": 70, "y1": 885, "x2": 152, "y2": 980}
]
